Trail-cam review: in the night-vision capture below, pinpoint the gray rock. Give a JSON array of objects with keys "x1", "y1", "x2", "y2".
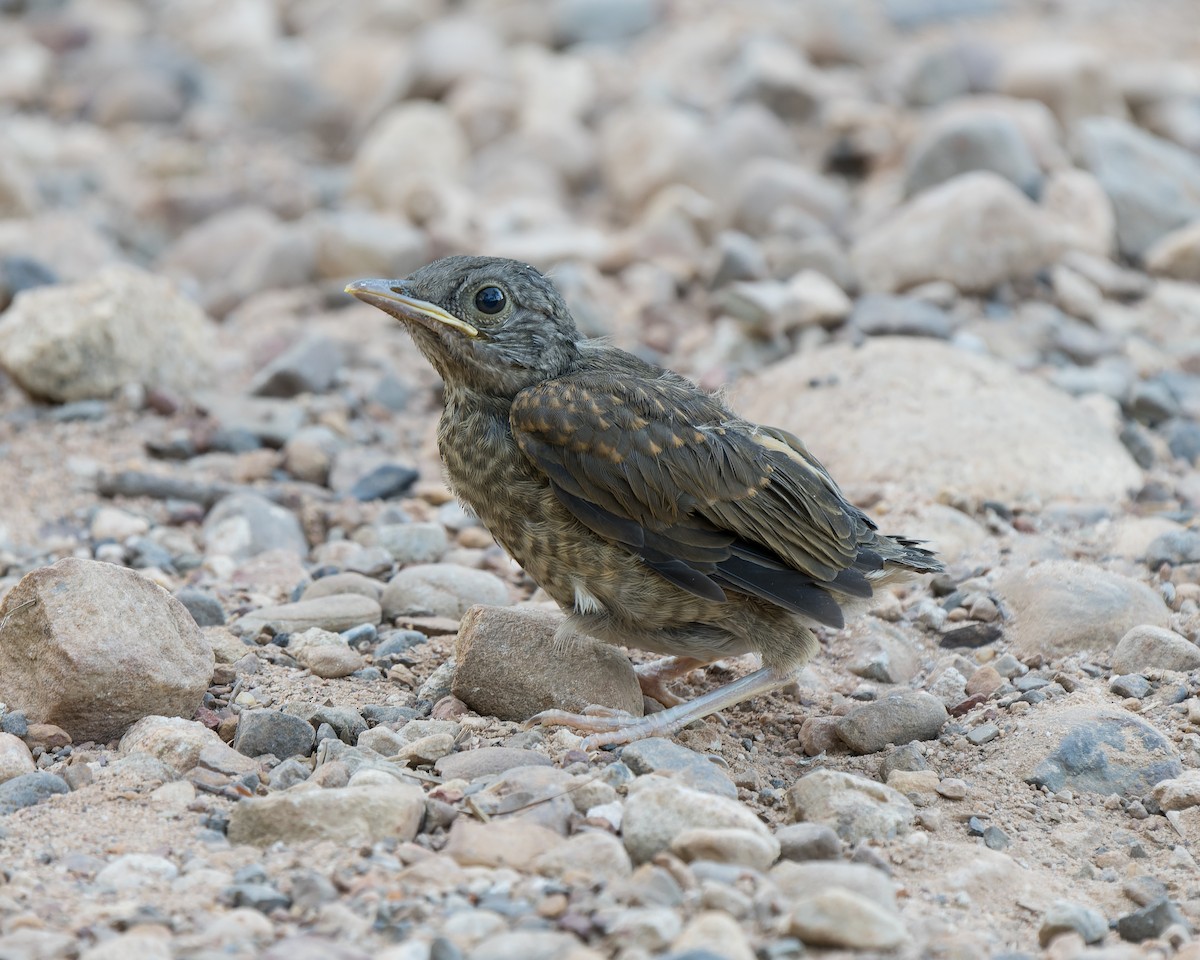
[
  {"x1": 620, "y1": 738, "x2": 737, "y2": 798},
  {"x1": 878, "y1": 743, "x2": 929, "y2": 780},
  {"x1": 0, "y1": 265, "x2": 216, "y2": 402},
  {"x1": 850, "y1": 294, "x2": 953, "y2": 339},
  {"x1": 554, "y1": 0, "x2": 662, "y2": 45},
  {"x1": 195, "y1": 394, "x2": 307, "y2": 448},
  {"x1": 905, "y1": 110, "x2": 1042, "y2": 198},
  {"x1": 203, "y1": 493, "x2": 308, "y2": 562},
  {"x1": 469, "y1": 930, "x2": 588, "y2": 960},
  {"x1": 1039, "y1": 900, "x2": 1107, "y2": 946},
  {"x1": 383, "y1": 564, "x2": 510, "y2": 620},
  {"x1": 302, "y1": 573, "x2": 383, "y2": 603},
  {"x1": 0, "y1": 558, "x2": 213, "y2": 744},
  {"x1": 227, "y1": 784, "x2": 426, "y2": 845},
  {"x1": 1112, "y1": 625, "x2": 1200, "y2": 674},
  {"x1": 1166, "y1": 419, "x2": 1200, "y2": 464},
  {"x1": 452, "y1": 606, "x2": 642, "y2": 722},
  {"x1": 174, "y1": 588, "x2": 225, "y2": 627},
  {"x1": 1116, "y1": 898, "x2": 1189, "y2": 943},
  {"x1": 0, "y1": 772, "x2": 69, "y2": 815},
  {"x1": 623, "y1": 777, "x2": 771, "y2": 864},
  {"x1": 836, "y1": 692, "x2": 948, "y2": 754},
  {"x1": 236, "y1": 595, "x2": 382, "y2": 637},
  {"x1": 0, "y1": 256, "x2": 56, "y2": 312},
  {"x1": 771, "y1": 860, "x2": 897, "y2": 910},
  {"x1": 375, "y1": 523, "x2": 449, "y2": 565},
  {"x1": 997, "y1": 562, "x2": 1170, "y2": 659},
  {"x1": 1147, "y1": 528, "x2": 1200, "y2": 567},
  {"x1": 1110, "y1": 674, "x2": 1151, "y2": 699},
  {"x1": 349, "y1": 463, "x2": 420, "y2": 502},
  {"x1": 786, "y1": 769, "x2": 915, "y2": 843},
  {"x1": 0, "y1": 931, "x2": 79, "y2": 960},
  {"x1": 434, "y1": 747, "x2": 552, "y2": 781},
  {"x1": 852, "y1": 172, "x2": 1063, "y2": 294},
  {"x1": 267, "y1": 757, "x2": 311, "y2": 791},
  {"x1": 784, "y1": 888, "x2": 908, "y2": 950},
  {"x1": 1024, "y1": 708, "x2": 1181, "y2": 797},
  {"x1": 1078, "y1": 117, "x2": 1200, "y2": 261},
  {"x1": 250, "y1": 334, "x2": 343, "y2": 398},
  {"x1": 775, "y1": 822, "x2": 842, "y2": 861},
  {"x1": 733, "y1": 339, "x2": 1142, "y2": 504},
  {"x1": 234, "y1": 709, "x2": 316, "y2": 759},
  {"x1": 95, "y1": 853, "x2": 178, "y2": 891}
]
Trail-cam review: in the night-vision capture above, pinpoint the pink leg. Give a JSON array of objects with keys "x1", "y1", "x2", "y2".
[{"x1": 525, "y1": 667, "x2": 793, "y2": 750}]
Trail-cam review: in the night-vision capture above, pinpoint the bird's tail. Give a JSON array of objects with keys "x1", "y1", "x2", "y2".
[{"x1": 869, "y1": 535, "x2": 943, "y2": 583}]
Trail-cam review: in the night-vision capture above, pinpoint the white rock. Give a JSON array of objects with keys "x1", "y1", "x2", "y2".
[
  {"x1": 0, "y1": 732, "x2": 35, "y2": 784},
  {"x1": 785, "y1": 888, "x2": 908, "y2": 950},
  {"x1": 95, "y1": 854, "x2": 178, "y2": 892},
  {"x1": 622, "y1": 777, "x2": 771, "y2": 864},
  {"x1": 853, "y1": 172, "x2": 1064, "y2": 294},
  {"x1": 0, "y1": 265, "x2": 216, "y2": 402}
]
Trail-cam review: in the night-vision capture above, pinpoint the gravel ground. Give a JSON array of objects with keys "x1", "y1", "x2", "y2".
[{"x1": 0, "y1": 1, "x2": 1199, "y2": 958}]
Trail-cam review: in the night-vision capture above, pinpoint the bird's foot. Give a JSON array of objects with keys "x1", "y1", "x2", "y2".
[
  {"x1": 635, "y1": 656, "x2": 710, "y2": 708},
  {"x1": 525, "y1": 666, "x2": 794, "y2": 750}
]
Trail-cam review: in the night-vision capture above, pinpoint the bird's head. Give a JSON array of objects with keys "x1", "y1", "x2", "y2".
[{"x1": 346, "y1": 256, "x2": 581, "y2": 397}]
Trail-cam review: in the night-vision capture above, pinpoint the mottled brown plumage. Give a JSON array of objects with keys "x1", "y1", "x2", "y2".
[{"x1": 347, "y1": 256, "x2": 941, "y2": 747}]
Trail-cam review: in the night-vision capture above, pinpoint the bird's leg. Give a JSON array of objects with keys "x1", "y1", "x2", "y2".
[
  {"x1": 525, "y1": 666, "x2": 794, "y2": 750},
  {"x1": 635, "y1": 656, "x2": 713, "y2": 708}
]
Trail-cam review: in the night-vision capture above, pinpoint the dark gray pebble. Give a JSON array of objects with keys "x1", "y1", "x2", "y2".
[
  {"x1": 233, "y1": 709, "x2": 316, "y2": 759},
  {"x1": 350, "y1": 464, "x2": 419, "y2": 501},
  {"x1": 175, "y1": 587, "x2": 226, "y2": 627},
  {"x1": 0, "y1": 772, "x2": 70, "y2": 815},
  {"x1": 1117, "y1": 897, "x2": 1188, "y2": 943},
  {"x1": 1110, "y1": 674, "x2": 1151, "y2": 699}
]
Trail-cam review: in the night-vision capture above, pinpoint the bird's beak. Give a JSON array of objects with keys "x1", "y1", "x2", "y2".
[{"x1": 344, "y1": 279, "x2": 481, "y2": 339}]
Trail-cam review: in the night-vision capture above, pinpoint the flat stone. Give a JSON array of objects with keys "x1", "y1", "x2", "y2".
[
  {"x1": 452, "y1": 606, "x2": 642, "y2": 722},
  {"x1": 227, "y1": 784, "x2": 425, "y2": 845},
  {"x1": 775, "y1": 822, "x2": 842, "y2": 861},
  {"x1": 0, "y1": 558, "x2": 213, "y2": 743},
  {"x1": 434, "y1": 747, "x2": 552, "y2": 781},
  {"x1": 95, "y1": 853, "x2": 177, "y2": 891},
  {"x1": 237, "y1": 595, "x2": 382, "y2": 637},
  {"x1": 375, "y1": 522, "x2": 449, "y2": 565},
  {"x1": 620, "y1": 737, "x2": 737, "y2": 798},
  {"x1": 770, "y1": 860, "x2": 897, "y2": 910},
  {"x1": 1018, "y1": 707, "x2": 1181, "y2": 797},
  {"x1": 302, "y1": 573, "x2": 383, "y2": 603},
  {"x1": 836, "y1": 692, "x2": 948, "y2": 754},
  {"x1": 734, "y1": 338, "x2": 1142, "y2": 504},
  {"x1": 997, "y1": 562, "x2": 1170, "y2": 659},
  {"x1": 786, "y1": 769, "x2": 915, "y2": 843}
]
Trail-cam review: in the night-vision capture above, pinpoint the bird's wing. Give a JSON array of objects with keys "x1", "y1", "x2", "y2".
[{"x1": 509, "y1": 370, "x2": 880, "y2": 627}]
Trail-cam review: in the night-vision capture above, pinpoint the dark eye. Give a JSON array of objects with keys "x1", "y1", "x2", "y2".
[{"x1": 474, "y1": 286, "x2": 506, "y2": 315}]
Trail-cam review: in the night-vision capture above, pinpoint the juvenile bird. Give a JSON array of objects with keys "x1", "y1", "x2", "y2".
[{"x1": 347, "y1": 257, "x2": 941, "y2": 748}]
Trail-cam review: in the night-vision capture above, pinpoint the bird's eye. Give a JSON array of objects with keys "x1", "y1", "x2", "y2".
[{"x1": 474, "y1": 286, "x2": 507, "y2": 315}]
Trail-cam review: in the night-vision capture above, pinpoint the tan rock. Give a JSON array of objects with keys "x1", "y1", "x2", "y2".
[
  {"x1": 451, "y1": 606, "x2": 642, "y2": 722},
  {"x1": 227, "y1": 784, "x2": 425, "y2": 846},
  {"x1": 0, "y1": 559, "x2": 214, "y2": 743},
  {"x1": 443, "y1": 818, "x2": 564, "y2": 870}
]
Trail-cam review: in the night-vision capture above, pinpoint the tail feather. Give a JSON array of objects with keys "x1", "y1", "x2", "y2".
[{"x1": 874, "y1": 535, "x2": 943, "y2": 575}]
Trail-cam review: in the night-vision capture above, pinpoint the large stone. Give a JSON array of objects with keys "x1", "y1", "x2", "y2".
[
  {"x1": 442, "y1": 818, "x2": 564, "y2": 871},
  {"x1": 734, "y1": 338, "x2": 1142, "y2": 503},
  {"x1": 120, "y1": 716, "x2": 254, "y2": 776},
  {"x1": 0, "y1": 559, "x2": 213, "y2": 743},
  {"x1": 1145, "y1": 220, "x2": 1200, "y2": 281},
  {"x1": 382, "y1": 564, "x2": 510, "y2": 620},
  {"x1": 1112, "y1": 625, "x2": 1200, "y2": 674},
  {"x1": 622, "y1": 777, "x2": 771, "y2": 864},
  {"x1": 0, "y1": 265, "x2": 216, "y2": 402},
  {"x1": 904, "y1": 107, "x2": 1043, "y2": 198},
  {"x1": 786, "y1": 769, "x2": 915, "y2": 843},
  {"x1": 852, "y1": 172, "x2": 1064, "y2": 293},
  {"x1": 785, "y1": 888, "x2": 908, "y2": 950},
  {"x1": 350, "y1": 103, "x2": 467, "y2": 215},
  {"x1": 996, "y1": 562, "x2": 1170, "y2": 659},
  {"x1": 835, "y1": 692, "x2": 948, "y2": 754},
  {"x1": 1008, "y1": 706, "x2": 1182, "y2": 797},
  {"x1": 227, "y1": 784, "x2": 425, "y2": 846},
  {"x1": 236, "y1": 595, "x2": 382, "y2": 637},
  {"x1": 1077, "y1": 116, "x2": 1200, "y2": 261},
  {"x1": 203, "y1": 492, "x2": 309, "y2": 562},
  {"x1": 452, "y1": 606, "x2": 642, "y2": 722}
]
